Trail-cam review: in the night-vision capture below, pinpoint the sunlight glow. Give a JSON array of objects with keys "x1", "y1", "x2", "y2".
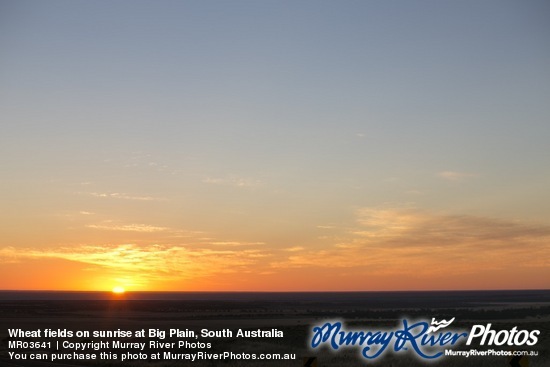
[{"x1": 112, "y1": 286, "x2": 125, "y2": 294}]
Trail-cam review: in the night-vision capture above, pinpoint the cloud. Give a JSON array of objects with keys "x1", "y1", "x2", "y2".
[
  {"x1": 88, "y1": 192, "x2": 164, "y2": 201},
  {"x1": 283, "y1": 246, "x2": 304, "y2": 252},
  {"x1": 270, "y1": 207, "x2": 550, "y2": 275},
  {"x1": 86, "y1": 223, "x2": 168, "y2": 232},
  {"x1": 203, "y1": 176, "x2": 262, "y2": 188},
  {"x1": 0, "y1": 247, "x2": 21, "y2": 264},
  {"x1": 209, "y1": 241, "x2": 265, "y2": 247},
  {"x1": 437, "y1": 171, "x2": 476, "y2": 181},
  {"x1": 355, "y1": 208, "x2": 550, "y2": 247},
  {"x1": 1, "y1": 243, "x2": 271, "y2": 286}
]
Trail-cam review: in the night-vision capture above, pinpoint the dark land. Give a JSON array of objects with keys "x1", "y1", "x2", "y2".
[{"x1": 1, "y1": 290, "x2": 549, "y2": 367}]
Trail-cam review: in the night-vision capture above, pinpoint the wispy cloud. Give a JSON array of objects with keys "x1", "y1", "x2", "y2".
[
  {"x1": 437, "y1": 171, "x2": 476, "y2": 181},
  {"x1": 355, "y1": 207, "x2": 550, "y2": 247},
  {"x1": 0, "y1": 243, "x2": 271, "y2": 286},
  {"x1": 87, "y1": 192, "x2": 164, "y2": 201},
  {"x1": 283, "y1": 246, "x2": 304, "y2": 252},
  {"x1": 316, "y1": 225, "x2": 335, "y2": 229},
  {"x1": 271, "y1": 207, "x2": 550, "y2": 276},
  {"x1": 209, "y1": 241, "x2": 265, "y2": 247},
  {"x1": 86, "y1": 223, "x2": 168, "y2": 232},
  {"x1": 203, "y1": 176, "x2": 262, "y2": 188}
]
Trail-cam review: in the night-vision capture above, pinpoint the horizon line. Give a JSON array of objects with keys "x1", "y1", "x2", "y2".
[{"x1": 1, "y1": 288, "x2": 548, "y2": 293}]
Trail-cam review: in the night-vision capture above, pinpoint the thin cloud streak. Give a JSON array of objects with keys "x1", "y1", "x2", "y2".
[
  {"x1": 87, "y1": 192, "x2": 165, "y2": 201},
  {"x1": 203, "y1": 176, "x2": 262, "y2": 188},
  {"x1": 86, "y1": 223, "x2": 168, "y2": 232},
  {"x1": 437, "y1": 171, "x2": 476, "y2": 181}
]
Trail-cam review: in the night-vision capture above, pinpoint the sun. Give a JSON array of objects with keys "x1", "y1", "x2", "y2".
[{"x1": 112, "y1": 286, "x2": 125, "y2": 294}]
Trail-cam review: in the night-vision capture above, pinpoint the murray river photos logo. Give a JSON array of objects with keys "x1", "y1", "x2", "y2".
[{"x1": 310, "y1": 318, "x2": 540, "y2": 361}]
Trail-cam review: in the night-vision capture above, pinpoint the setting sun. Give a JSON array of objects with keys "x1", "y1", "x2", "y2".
[{"x1": 112, "y1": 286, "x2": 125, "y2": 294}]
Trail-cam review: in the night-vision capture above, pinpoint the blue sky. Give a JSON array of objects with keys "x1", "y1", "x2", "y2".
[{"x1": 1, "y1": 0, "x2": 549, "y2": 290}]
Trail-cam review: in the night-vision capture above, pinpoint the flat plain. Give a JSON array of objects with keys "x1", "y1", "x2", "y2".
[{"x1": 1, "y1": 290, "x2": 548, "y2": 367}]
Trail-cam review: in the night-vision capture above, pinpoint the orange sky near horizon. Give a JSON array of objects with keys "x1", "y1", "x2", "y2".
[{"x1": 1, "y1": 207, "x2": 549, "y2": 292}]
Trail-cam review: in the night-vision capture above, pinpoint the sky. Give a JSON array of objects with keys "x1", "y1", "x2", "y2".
[{"x1": 1, "y1": 0, "x2": 549, "y2": 291}]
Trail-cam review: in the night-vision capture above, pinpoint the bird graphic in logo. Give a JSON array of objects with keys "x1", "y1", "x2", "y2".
[{"x1": 427, "y1": 317, "x2": 456, "y2": 333}]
